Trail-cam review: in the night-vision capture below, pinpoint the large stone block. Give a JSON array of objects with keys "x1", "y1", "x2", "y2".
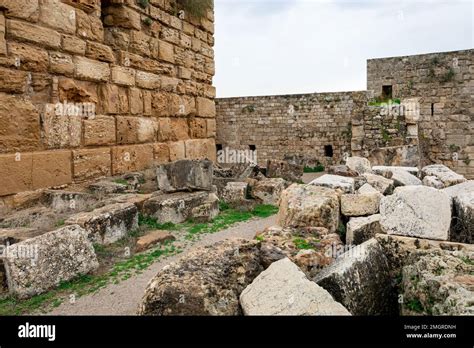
[
  {"x1": 83, "y1": 116, "x2": 116, "y2": 146},
  {"x1": 136, "y1": 71, "x2": 161, "y2": 89},
  {"x1": 185, "y1": 138, "x2": 216, "y2": 161},
  {"x1": 380, "y1": 186, "x2": 451, "y2": 240},
  {"x1": 31, "y1": 151, "x2": 72, "y2": 190},
  {"x1": 346, "y1": 214, "x2": 382, "y2": 245},
  {"x1": 153, "y1": 143, "x2": 170, "y2": 164},
  {"x1": 345, "y1": 156, "x2": 371, "y2": 175},
  {"x1": 76, "y1": 8, "x2": 104, "y2": 42},
  {"x1": 221, "y1": 182, "x2": 248, "y2": 204},
  {"x1": 314, "y1": 239, "x2": 397, "y2": 315},
  {"x1": 102, "y1": 5, "x2": 141, "y2": 30},
  {"x1": 3, "y1": 225, "x2": 99, "y2": 299},
  {"x1": 99, "y1": 84, "x2": 128, "y2": 114},
  {"x1": 111, "y1": 66, "x2": 135, "y2": 86},
  {"x1": 111, "y1": 144, "x2": 154, "y2": 175},
  {"x1": 7, "y1": 19, "x2": 61, "y2": 48},
  {"x1": 0, "y1": 93, "x2": 40, "y2": 152},
  {"x1": 0, "y1": 153, "x2": 33, "y2": 196},
  {"x1": 277, "y1": 184, "x2": 340, "y2": 233},
  {"x1": 266, "y1": 159, "x2": 303, "y2": 182},
  {"x1": 86, "y1": 41, "x2": 115, "y2": 63},
  {"x1": 0, "y1": 68, "x2": 28, "y2": 94},
  {"x1": 251, "y1": 178, "x2": 287, "y2": 205},
  {"x1": 391, "y1": 169, "x2": 422, "y2": 186},
  {"x1": 0, "y1": 0, "x2": 39, "y2": 21},
  {"x1": 39, "y1": 0, "x2": 76, "y2": 34},
  {"x1": 74, "y1": 56, "x2": 110, "y2": 82},
  {"x1": 240, "y1": 258, "x2": 350, "y2": 316},
  {"x1": 421, "y1": 164, "x2": 466, "y2": 188},
  {"x1": 66, "y1": 203, "x2": 138, "y2": 245},
  {"x1": 341, "y1": 192, "x2": 382, "y2": 217},
  {"x1": 169, "y1": 141, "x2": 185, "y2": 161},
  {"x1": 72, "y1": 148, "x2": 111, "y2": 182},
  {"x1": 196, "y1": 97, "x2": 216, "y2": 117},
  {"x1": 362, "y1": 173, "x2": 394, "y2": 194},
  {"x1": 157, "y1": 159, "x2": 213, "y2": 193},
  {"x1": 142, "y1": 191, "x2": 219, "y2": 224},
  {"x1": 7, "y1": 42, "x2": 49, "y2": 72},
  {"x1": 310, "y1": 174, "x2": 355, "y2": 194},
  {"x1": 117, "y1": 116, "x2": 158, "y2": 144},
  {"x1": 41, "y1": 107, "x2": 82, "y2": 149},
  {"x1": 49, "y1": 51, "x2": 74, "y2": 75},
  {"x1": 138, "y1": 239, "x2": 262, "y2": 315}
]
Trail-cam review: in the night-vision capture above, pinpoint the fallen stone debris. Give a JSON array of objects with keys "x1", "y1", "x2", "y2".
[{"x1": 136, "y1": 156, "x2": 473, "y2": 316}]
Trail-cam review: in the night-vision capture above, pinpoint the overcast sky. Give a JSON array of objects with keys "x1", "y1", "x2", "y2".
[{"x1": 214, "y1": 0, "x2": 473, "y2": 97}]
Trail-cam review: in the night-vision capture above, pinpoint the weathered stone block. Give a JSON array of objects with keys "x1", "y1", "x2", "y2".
[
  {"x1": 0, "y1": 68, "x2": 28, "y2": 94},
  {"x1": 138, "y1": 239, "x2": 262, "y2": 315},
  {"x1": 39, "y1": 0, "x2": 76, "y2": 34},
  {"x1": 310, "y1": 174, "x2": 355, "y2": 194},
  {"x1": 380, "y1": 186, "x2": 451, "y2": 240},
  {"x1": 421, "y1": 164, "x2": 466, "y2": 188},
  {"x1": 341, "y1": 192, "x2": 382, "y2": 217},
  {"x1": 32, "y1": 151, "x2": 72, "y2": 190},
  {"x1": 240, "y1": 258, "x2": 351, "y2": 316},
  {"x1": 41, "y1": 107, "x2": 81, "y2": 149},
  {"x1": 74, "y1": 56, "x2": 110, "y2": 82},
  {"x1": 142, "y1": 191, "x2": 219, "y2": 224},
  {"x1": 251, "y1": 178, "x2": 286, "y2": 205},
  {"x1": 346, "y1": 214, "x2": 382, "y2": 245},
  {"x1": 266, "y1": 159, "x2": 303, "y2": 182},
  {"x1": 117, "y1": 116, "x2": 158, "y2": 144},
  {"x1": 0, "y1": 93, "x2": 40, "y2": 152},
  {"x1": 61, "y1": 34, "x2": 87, "y2": 55},
  {"x1": 221, "y1": 182, "x2": 248, "y2": 204},
  {"x1": 3, "y1": 225, "x2": 98, "y2": 299},
  {"x1": 42, "y1": 190, "x2": 92, "y2": 213},
  {"x1": 83, "y1": 116, "x2": 116, "y2": 146},
  {"x1": 103, "y1": 5, "x2": 141, "y2": 30},
  {"x1": 0, "y1": 0, "x2": 39, "y2": 21},
  {"x1": 86, "y1": 41, "x2": 115, "y2": 63},
  {"x1": 153, "y1": 143, "x2": 170, "y2": 164},
  {"x1": 136, "y1": 71, "x2": 161, "y2": 89},
  {"x1": 49, "y1": 51, "x2": 74, "y2": 75},
  {"x1": 72, "y1": 148, "x2": 111, "y2": 182},
  {"x1": 391, "y1": 169, "x2": 422, "y2": 186},
  {"x1": 169, "y1": 141, "x2": 185, "y2": 161},
  {"x1": 196, "y1": 97, "x2": 215, "y2": 117},
  {"x1": 76, "y1": 9, "x2": 104, "y2": 42},
  {"x1": 451, "y1": 192, "x2": 474, "y2": 243},
  {"x1": 111, "y1": 144, "x2": 155, "y2": 175},
  {"x1": 111, "y1": 66, "x2": 135, "y2": 86},
  {"x1": 66, "y1": 203, "x2": 138, "y2": 245},
  {"x1": 7, "y1": 19, "x2": 61, "y2": 48},
  {"x1": 136, "y1": 230, "x2": 175, "y2": 252},
  {"x1": 362, "y1": 173, "x2": 394, "y2": 194},
  {"x1": 7, "y1": 42, "x2": 49, "y2": 72},
  {"x1": 185, "y1": 138, "x2": 216, "y2": 161},
  {"x1": 0, "y1": 153, "x2": 33, "y2": 196},
  {"x1": 314, "y1": 239, "x2": 397, "y2": 315},
  {"x1": 157, "y1": 159, "x2": 213, "y2": 193},
  {"x1": 99, "y1": 84, "x2": 128, "y2": 114},
  {"x1": 278, "y1": 184, "x2": 340, "y2": 233},
  {"x1": 345, "y1": 156, "x2": 371, "y2": 175}
]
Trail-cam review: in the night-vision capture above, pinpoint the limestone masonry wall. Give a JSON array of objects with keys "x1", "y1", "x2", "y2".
[
  {"x1": 0, "y1": 0, "x2": 216, "y2": 197},
  {"x1": 217, "y1": 49, "x2": 473, "y2": 178},
  {"x1": 216, "y1": 91, "x2": 368, "y2": 168},
  {"x1": 367, "y1": 49, "x2": 473, "y2": 177}
]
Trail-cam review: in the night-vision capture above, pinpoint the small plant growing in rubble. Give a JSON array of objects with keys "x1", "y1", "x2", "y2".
[
  {"x1": 142, "y1": 17, "x2": 153, "y2": 26},
  {"x1": 137, "y1": 0, "x2": 149, "y2": 9}
]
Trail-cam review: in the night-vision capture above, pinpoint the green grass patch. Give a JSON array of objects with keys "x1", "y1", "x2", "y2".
[
  {"x1": 368, "y1": 98, "x2": 401, "y2": 106},
  {"x1": 138, "y1": 214, "x2": 179, "y2": 231},
  {"x1": 406, "y1": 298, "x2": 424, "y2": 313},
  {"x1": 293, "y1": 238, "x2": 313, "y2": 250},
  {"x1": 304, "y1": 164, "x2": 325, "y2": 173},
  {"x1": 113, "y1": 179, "x2": 129, "y2": 186}
]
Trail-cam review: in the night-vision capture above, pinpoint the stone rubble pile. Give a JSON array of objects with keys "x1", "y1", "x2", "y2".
[{"x1": 139, "y1": 156, "x2": 473, "y2": 316}]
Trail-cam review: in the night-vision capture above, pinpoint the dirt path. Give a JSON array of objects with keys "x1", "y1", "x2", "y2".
[{"x1": 48, "y1": 215, "x2": 277, "y2": 316}]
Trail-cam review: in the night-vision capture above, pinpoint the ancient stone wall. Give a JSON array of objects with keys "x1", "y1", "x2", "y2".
[
  {"x1": 216, "y1": 92, "x2": 368, "y2": 168},
  {"x1": 0, "y1": 0, "x2": 216, "y2": 197},
  {"x1": 367, "y1": 49, "x2": 473, "y2": 177},
  {"x1": 217, "y1": 49, "x2": 472, "y2": 178}
]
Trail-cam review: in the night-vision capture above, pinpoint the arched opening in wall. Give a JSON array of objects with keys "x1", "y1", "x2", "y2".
[
  {"x1": 382, "y1": 85, "x2": 393, "y2": 100},
  {"x1": 324, "y1": 145, "x2": 334, "y2": 158}
]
